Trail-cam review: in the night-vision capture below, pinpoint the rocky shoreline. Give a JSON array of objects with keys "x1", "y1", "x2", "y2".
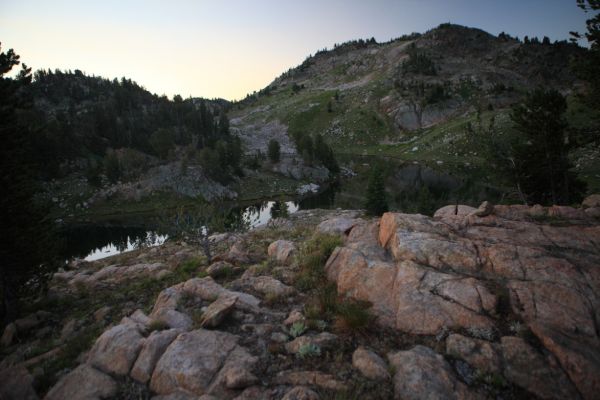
[{"x1": 1, "y1": 199, "x2": 599, "y2": 399}]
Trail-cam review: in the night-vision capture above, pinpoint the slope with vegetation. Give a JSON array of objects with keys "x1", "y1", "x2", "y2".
[{"x1": 231, "y1": 23, "x2": 599, "y2": 194}]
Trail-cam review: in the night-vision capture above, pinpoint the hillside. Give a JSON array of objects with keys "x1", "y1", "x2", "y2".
[{"x1": 230, "y1": 24, "x2": 599, "y2": 189}]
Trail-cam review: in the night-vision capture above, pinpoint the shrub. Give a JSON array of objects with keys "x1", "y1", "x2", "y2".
[
  {"x1": 297, "y1": 343, "x2": 321, "y2": 359},
  {"x1": 289, "y1": 321, "x2": 307, "y2": 338},
  {"x1": 334, "y1": 300, "x2": 372, "y2": 332},
  {"x1": 294, "y1": 233, "x2": 342, "y2": 291},
  {"x1": 147, "y1": 319, "x2": 169, "y2": 332}
]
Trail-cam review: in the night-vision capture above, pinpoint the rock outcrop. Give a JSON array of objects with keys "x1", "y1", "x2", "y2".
[
  {"x1": 6, "y1": 205, "x2": 599, "y2": 400},
  {"x1": 325, "y1": 204, "x2": 600, "y2": 399}
]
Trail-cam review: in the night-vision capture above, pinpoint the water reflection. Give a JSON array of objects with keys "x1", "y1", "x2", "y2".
[
  {"x1": 62, "y1": 226, "x2": 168, "y2": 262},
  {"x1": 63, "y1": 162, "x2": 500, "y2": 262},
  {"x1": 241, "y1": 200, "x2": 299, "y2": 228}
]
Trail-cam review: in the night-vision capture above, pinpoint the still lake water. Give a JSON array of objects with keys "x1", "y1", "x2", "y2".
[
  {"x1": 62, "y1": 162, "x2": 499, "y2": 262},
  {"x1": 63, "y1": 200, "x2": 302, "y2": 261}
]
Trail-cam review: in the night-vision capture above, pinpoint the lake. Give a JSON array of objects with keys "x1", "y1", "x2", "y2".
[{"x1": 62, "y1": 162, "x2": 500, "y2": 262}]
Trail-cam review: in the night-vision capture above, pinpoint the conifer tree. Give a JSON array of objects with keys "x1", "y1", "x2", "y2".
[
  {"x1": 365, "y1": 165, "x2": 388, "y2": 216},
  {"x1": 0, "y1": 44, "x2": 57, "y2": 322},
  {"x1": 268, "y1": 139, "x2": 281, "y2": 163}
]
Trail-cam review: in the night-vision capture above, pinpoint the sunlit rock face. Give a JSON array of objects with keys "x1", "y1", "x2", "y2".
[{"x1": 325, "y1": 204, "x2": 600, "y2": 399}]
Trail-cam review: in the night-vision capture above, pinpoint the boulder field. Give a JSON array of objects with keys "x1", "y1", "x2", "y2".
[{"x1": 0, "y1": 203, "x2": 598, "y2": 400}]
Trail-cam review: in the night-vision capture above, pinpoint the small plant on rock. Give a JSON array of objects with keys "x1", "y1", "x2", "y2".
[
  {"x1": 289, "y1": 321, "x2": 307, "y2": 338},
  {"x1": 147, "y1": 319, "x2": 169, "y2": 332},
  {"x1": 297, "y1": 343, "x2": 321, "y2": 359}
]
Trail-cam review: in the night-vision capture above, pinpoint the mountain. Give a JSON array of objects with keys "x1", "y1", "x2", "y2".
[{"x1": 230, "y1": 24, "x2": 590, "y2": 171}]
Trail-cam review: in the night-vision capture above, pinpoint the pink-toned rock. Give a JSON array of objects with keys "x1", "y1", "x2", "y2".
[
  {"x1": 281, "y1": 386, "x2": 320, "y2": 400},
  {"x1": 585, "y1": 207, "x2": 600, "y2": 218},
  {"x1": 284, "y1": 310, "x2": 305, "y2": 326},
  {"x1": 1, "y1": 322, "x2": 17, "y2": 347},
  {"x1": 433, "y1": 204, "x2": 477, "y2": 218},
  {"x1": 88, "y1": 323, "x2": 145, "y2": 376},
  {"x1": 392, "y1": 262, "x2": 495, "y2": 334},
  {"x1": 352, "y1": 347, "x2": 390, "y2": 380},
  {"x1": 0, "y1": 366, "x2": 38, "y2": 400},
  {"x1": 274, "y1": 370, "x2": 347, "y2": 391},
  {"x1": 529, "y1": 323, "x2": 600, "y2": 400},
  {"x1": 379, "y1": 213, "x2": 480, "y2": 273},
  {"x1": 208, "y1": 346, "x2": 258, "y2": 397},
  {"x1": 206, "y1": 261, "x2": 234, "y2": 277},
  {"x1": 200, "y1": 296, "x2": 237, "y2": 328},
  {"x1": 446, "y1": 334, "x2": 501, "y2": 374},
  {"x1": 285, "y1": 332, "x2": 337, "y2": 354},
  {"x1": 222, "y1": 365, "x2": 259, "y2": 389},
  {"x1": 150, "y1": 329, "x2": 257, "y2": 397},
  {"x1": 508, "y1": 280, "x2": 596, "y2": 336},
  {"x1": 183, "y1": 277, "x2": 261, "y2": 311},
  {"x1": 387, "y1": 345, "x2": 481, "y2": 400},
  {"x1": 317, "y1": 217, "x2": 363, "y2": 235},
  {"x1": 500, "y1": 336, "x2": 579, "y2": 400},
  {"x1": 268, "y1": 240, "x2": 296, "y2": 264},
  {"x1": 242, "y1": 275, "x2": 295, "y2": 298},
  {"x1": 45, "y1": 364, "x2": 117, "y2": 400},
  {"x1": 131, "y1": 329, "x2": 180, "y2": 384},
  {"x1": 149, "y1": 284, "x2": 192, "y2": 330},
  {"x1": 582, "y1": 194, "x2": 600, "y2": 208},
  {"x1": 325, "y1": 207, "x2": 600, "y2": 399},
  {"x1": 547, "y1": 205, "x2": 589, "y2": 220},
  {"x1": 326, "y1": 243, "x2": 495, "y2": 335}
]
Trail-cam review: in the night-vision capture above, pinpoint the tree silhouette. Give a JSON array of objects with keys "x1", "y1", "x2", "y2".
[
  {"x1": 365, "y1": 165, "x2": 388, "y2": 216},
  {"x1": 0, "y1": 44, "x2": 58, "y2": 323},
  {"x1": 268, "y1": 139, "x2": 281, "y2": 163}
]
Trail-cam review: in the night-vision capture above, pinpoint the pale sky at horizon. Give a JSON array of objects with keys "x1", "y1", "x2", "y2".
[{"x1": 0, "y1": 0, "x2": 592, "y2": 100}]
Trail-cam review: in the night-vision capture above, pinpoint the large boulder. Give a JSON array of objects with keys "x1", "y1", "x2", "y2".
[
  {"x1": 500, "y1": 336, "x2": 580, "y2": 400},
  {"x1": 200, "y1": 296, "x2": 237, "y2": 328},
  {"x1": 317, "y1": 217, "x2": 363, "y2": 235},
  {"x1": 45, "y1": 364, "x2": 117, "y2": 400},
  {"x1": 268, "y1": 240, "x2": 296, "y2": 264},
  {"x1": 285, "y1": 332, "x2": 337, "y2": 354},
  {"x1": 324, "y1": 207, "x2": 600, "y2": 399},
  {"x1": 0, "y1": 366, "x2": 39, "y2": 400},
  {"x1": 131, "y1": 329, "x2": 180, "y2": 384},
  {"x1": 433, "y1": 205, "x2": 477, "y2": 218},
  {"x1": 445, "y1": 334, "x2": 501, "y2": 374},
  {"x1": 352, "y1": 347, "x2": 390, "y2": 380},
  {"x1": 150, "y1": 329, "x2": 257, "y2": 398},
  {"x1": 582, "y1": 194, "x2": 600, "y2": 208},
  {"x1": 87, "y1": 323, "x2": 145, "y2": 376},
  {"x1": 387, "y1": 345, "x2": 481, "y2": 400}
]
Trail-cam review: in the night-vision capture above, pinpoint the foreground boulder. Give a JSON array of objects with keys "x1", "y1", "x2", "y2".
[
  {"x1": 352, "y1": 347, "x2": 390, "y2": 380},
  {"x1": 150, "y1": 329, "x2": 257, "y2": 398},
  {"x1": 268, "y1": 240, "x2": 296, "y2": 264},
  {"x1": 388, "y1": 345, "x2": 480, "y2": 400},
  {"x1": 0, "y1": 366, "x2": 38, "y2": 400},
  {"x1": 87, "y1": 322, "x2": 145, "y2": 375},
  {"x1": 326, "y1": 205, "x2": 600, "y2": 399},
  {"x1": 44, "y1": 364, "x2": 117, "y2": 400},
  {"x1": 130, "y1": 328, "x2": 180, "y2": 384}
]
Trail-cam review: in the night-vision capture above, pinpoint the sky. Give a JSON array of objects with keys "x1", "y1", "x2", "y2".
[{"x1": 0, "y1": 0, "x2": 592, "y2": 100}]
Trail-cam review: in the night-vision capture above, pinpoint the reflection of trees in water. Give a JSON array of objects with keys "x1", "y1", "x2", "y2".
[
  {"x1": 298, "y1": 182, "x2": 339, "y2": 209},
  {"x1": 393, "y1": 177, "x2": 501, "y2": 216},
  {"x1": 62, "y1": 226, "x2": 158, "y2": 260},
  {"x1": 270, "y1": 201, "x2": 289, "y2": 219}
]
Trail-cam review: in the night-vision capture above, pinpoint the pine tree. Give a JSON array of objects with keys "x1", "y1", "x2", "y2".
[
  {"x1": 268, "y1": 139, "x2": 281, "y2": 163},
  {"x1": 365, "y1": 165, "x2": 388, "y2": 216},
  {"x1": 0, "y1": 44, "x2": 57, "y2": 322},
  {"x1": 510, "y1": 89, "x2": 585, "y2": 204}
]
